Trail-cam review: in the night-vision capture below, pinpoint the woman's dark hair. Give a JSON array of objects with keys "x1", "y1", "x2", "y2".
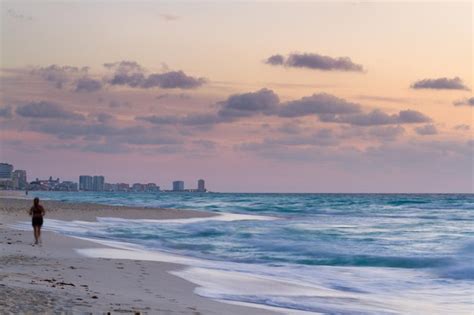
[{"x1": 33, "y1": 197, "x2": 40, "y2": 206}]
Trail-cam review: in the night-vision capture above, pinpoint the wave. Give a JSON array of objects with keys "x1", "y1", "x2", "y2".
[
  {"x1": 293, "y1": 255, "x2": 448, "y2": 269},
  {"x1": 10, "y1": 217, "x2": 474, "y2": 314},
  {"x1": 435, "y1": 241, "x2": 474, "y2": 280},
  {"x1": 73, "y1": 239, "x2": 472, "y2": 315},
  {"x1": 97, "y1": 212, "x2": 278, "y2": 224}
]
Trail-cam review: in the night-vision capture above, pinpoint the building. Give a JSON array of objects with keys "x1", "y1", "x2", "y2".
[
  {"x1": 29, "y1": 177, "x2": 60, "y2": 191},
  {"x1": 0, "y1": 163, "x2": 13, "y2": 179},
  {"x1": 103, "y1": 183, "x2": 115, "y2": 192},
  {"x1": 132, "y1": 183, "x2": 145, "y2": 192},
  {"x1": 145, "y1": 183, "x2": 160, "y2": 192},
  {"x1": 12, "y1": 170, "x2": 27, "y2": 190},
  {"x1": 55, "y1": 181, "x2": 78, "y2": 191},
  {"x1": 116, "y1": 183, "x2": 130, "y2": 192},
  {"x1": 0, "y1": 179, "x2": 13, "y2": 190},
  {"x1": 27, "y1": 180, "x2": 48, "y2": 191},
  {"x1": 79, "y1": 175, "x2": 93, "y2": 191},
  {"x1": 0, "y1": 163, "x2": 13, "y2": 189},
  {"x1": 93, "y1": 176, "x2": 105, "y2": 191},
  {"x1": 172, "y1": 180, "x2": 185, "y2": 191},
  {"x1": 197, "y1": 179, "x2": 206, "y2": 192}
]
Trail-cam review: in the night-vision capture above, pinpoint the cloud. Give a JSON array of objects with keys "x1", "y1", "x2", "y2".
[
  {"x1": 137, "y1": 115, "x2": 180, "y2": 125},
  {"x1": 156, "y1": 93, "x2": 191, "y2": 100},
  {"x1": 141, "y1": 71, "x2": 206, "y2": 89},
  {"x1": 33, "y1": 65, "x2": 89, "y2": 89},
  {"x1": 108, "y1": 73, "x2": 145, "y2": 87},
  {"x1": 29, "y1": 121, "x2": 122, "y2": 138},
  {"x1": 453, "y1": 124, "x2": 470, "y2": 131},
  {"x1": 321, "y1": 109, "x2": 431, "y2": 126},
  {"x1": 181, "y1": 114, "x2": 220, "y2": 126},
  {"x1": 277, "y1": 93, "x2": 361, "y2": 117},
  {"x1": 415, "y1": 124, "x2": 438, "y2": 135},
  {"x1": 75, "y1": 77, "x2": 102, "y2": 92},
  {"x1": 411, "y1": 77, "x2": 469, "y2": 90},
  {"x1": 398, "y1": 110, "x2": 432, "y2": 123},
  {"x1": 140, "y1": 90, "x2": 431, "y2": 131},
  {"x1": 137, "y1": 113, "x2": 219, "y2": 127},
  {"x1": 105, "y1": 60, "x2": 206, "y2": 89},
  {"x1": 453, "y1": 97, "x2": 474, "y2": 106},
  {"x1": 265, "y1": 53, "x2": 364, "y2": 72},
  {"x1": 16, "y1": 101, "x2": 85, "y2": 120},
  {"x1": 217, "y1": 88, "x2": 279, "y2": 119},
  {"x1": 27, "y1": 119, "x2": 182, "y2": 147},
  {"x1": 96, "y1": 113, "x2": 114, "y2": 123},
  {"x1": 0, "y1": 106, "x2": 13, "y2": 118},
  {"x1": 109, "y1": 100, "x2": 130, "y2": 108},
  {"x1": 368, "y1": 125, "x2": 405, "y2": 140},
  {"x1": 108, "y1": 70, "x2": 205, "y2": 89},
  {"x1": 16, "y1": 107, "x2": 189, "y2": 150},
  {"x1": 277, "y1": 121, "x2": 304, "y2": 135},
  {"x1": 103, "y1": 60, "x2": 143, "y2": 73},
  {"x1": 265, "y1": 54, "x2": 285, "y2": 65},
  {"x1": 138, "y1": 89, "x2": 284, "y2": 128}
]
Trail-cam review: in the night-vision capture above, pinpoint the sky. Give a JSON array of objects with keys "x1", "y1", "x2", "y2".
[{"x1": 0, "y1": 1, "x2": 472, "y2": 193}]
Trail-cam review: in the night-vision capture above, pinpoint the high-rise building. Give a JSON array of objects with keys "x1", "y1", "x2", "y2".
[
  {"x1": 0, "y1": 163, "x2": 13, "y2": 179},
  {"x1": 12, "y1": 170, "x2": 27, "y2": 190},
  {"x1": 93, "y1": 176, "x2": 105, "y2": 191},
  {"x1": 172, "y1": 180, "x2": 184, "y2": 191},
  {"x1": 197, "y1": 179, "x2": 206, "y2": 192},
  {"x1": 79, "y1": 175, "x2": 93, "y2": 191}
]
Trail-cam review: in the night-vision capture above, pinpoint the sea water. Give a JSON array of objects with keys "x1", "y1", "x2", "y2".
[{"x1": 15, "y1": 192, "x2": 474, "y2": 314}]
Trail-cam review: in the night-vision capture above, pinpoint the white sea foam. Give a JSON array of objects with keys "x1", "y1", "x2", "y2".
[
  {"x1": 9, "y1": 211, "x2": 277, "y2": 236},
  {"x1": 96, "y1": 212, "x2": 278, "y2": 224},
  {"x1": 75, "y1": 237, "x2": 474, "y2": 315},
  {"x1": 77, "y1": 244, "x2": 394, "y2": 314}
]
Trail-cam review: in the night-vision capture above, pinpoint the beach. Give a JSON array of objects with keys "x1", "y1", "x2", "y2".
[
  {"x1": 0, "y1": 194, "x2": 277, "y2": 314},
  {"x1": 1, "y1": 191, "x2": 472, "y2": 314}
]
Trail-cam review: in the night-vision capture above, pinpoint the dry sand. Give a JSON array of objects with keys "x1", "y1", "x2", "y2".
[{"x1": 0, "y1": 194, "x2": 277, "y2": 314}]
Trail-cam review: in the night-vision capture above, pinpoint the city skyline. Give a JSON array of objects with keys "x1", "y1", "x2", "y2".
[
  {"x1": 0, "y1": 2, "x2": 472, "y2": 193},
  {"x1": 0, "y1": 161, "x2": 207, "y2": 192}
]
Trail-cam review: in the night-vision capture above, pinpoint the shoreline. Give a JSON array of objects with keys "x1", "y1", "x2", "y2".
[
  {"x1": 0, "y1": 190, "x2": 218, "y2": 223},
  {"x1": 0, "y1": 195, "x2": 278, "y2": 314}
]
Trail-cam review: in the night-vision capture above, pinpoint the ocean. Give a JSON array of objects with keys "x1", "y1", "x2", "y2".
[{"x1": 15, "y1": 192, "x2": 474, "y2": 314}]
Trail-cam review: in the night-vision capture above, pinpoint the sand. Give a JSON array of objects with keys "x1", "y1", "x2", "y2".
[{"x1": 0, "y1": 194, "x2": 277, "y2": 314}]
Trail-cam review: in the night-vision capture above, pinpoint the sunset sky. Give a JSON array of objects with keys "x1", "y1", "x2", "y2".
[{"x1": 0, "y1": 1, "x2": 472, "y2": 192}]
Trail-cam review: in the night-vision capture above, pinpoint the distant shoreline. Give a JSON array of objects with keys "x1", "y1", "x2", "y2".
[
  {"x1": 0, "y1": 191, "x2": 217, "y2": 223},
  {"x1": 1, "y1": 189, "x2": 471, "y2": 195}
]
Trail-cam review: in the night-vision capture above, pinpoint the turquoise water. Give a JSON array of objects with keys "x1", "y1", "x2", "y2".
[{"x1": 23, "y1": 192, "x2": 474, "y2": 314}]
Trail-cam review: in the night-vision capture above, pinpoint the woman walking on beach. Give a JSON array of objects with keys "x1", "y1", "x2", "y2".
[{"x1": 29, "y1": 197, "x2": 45, "y2": 245}]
